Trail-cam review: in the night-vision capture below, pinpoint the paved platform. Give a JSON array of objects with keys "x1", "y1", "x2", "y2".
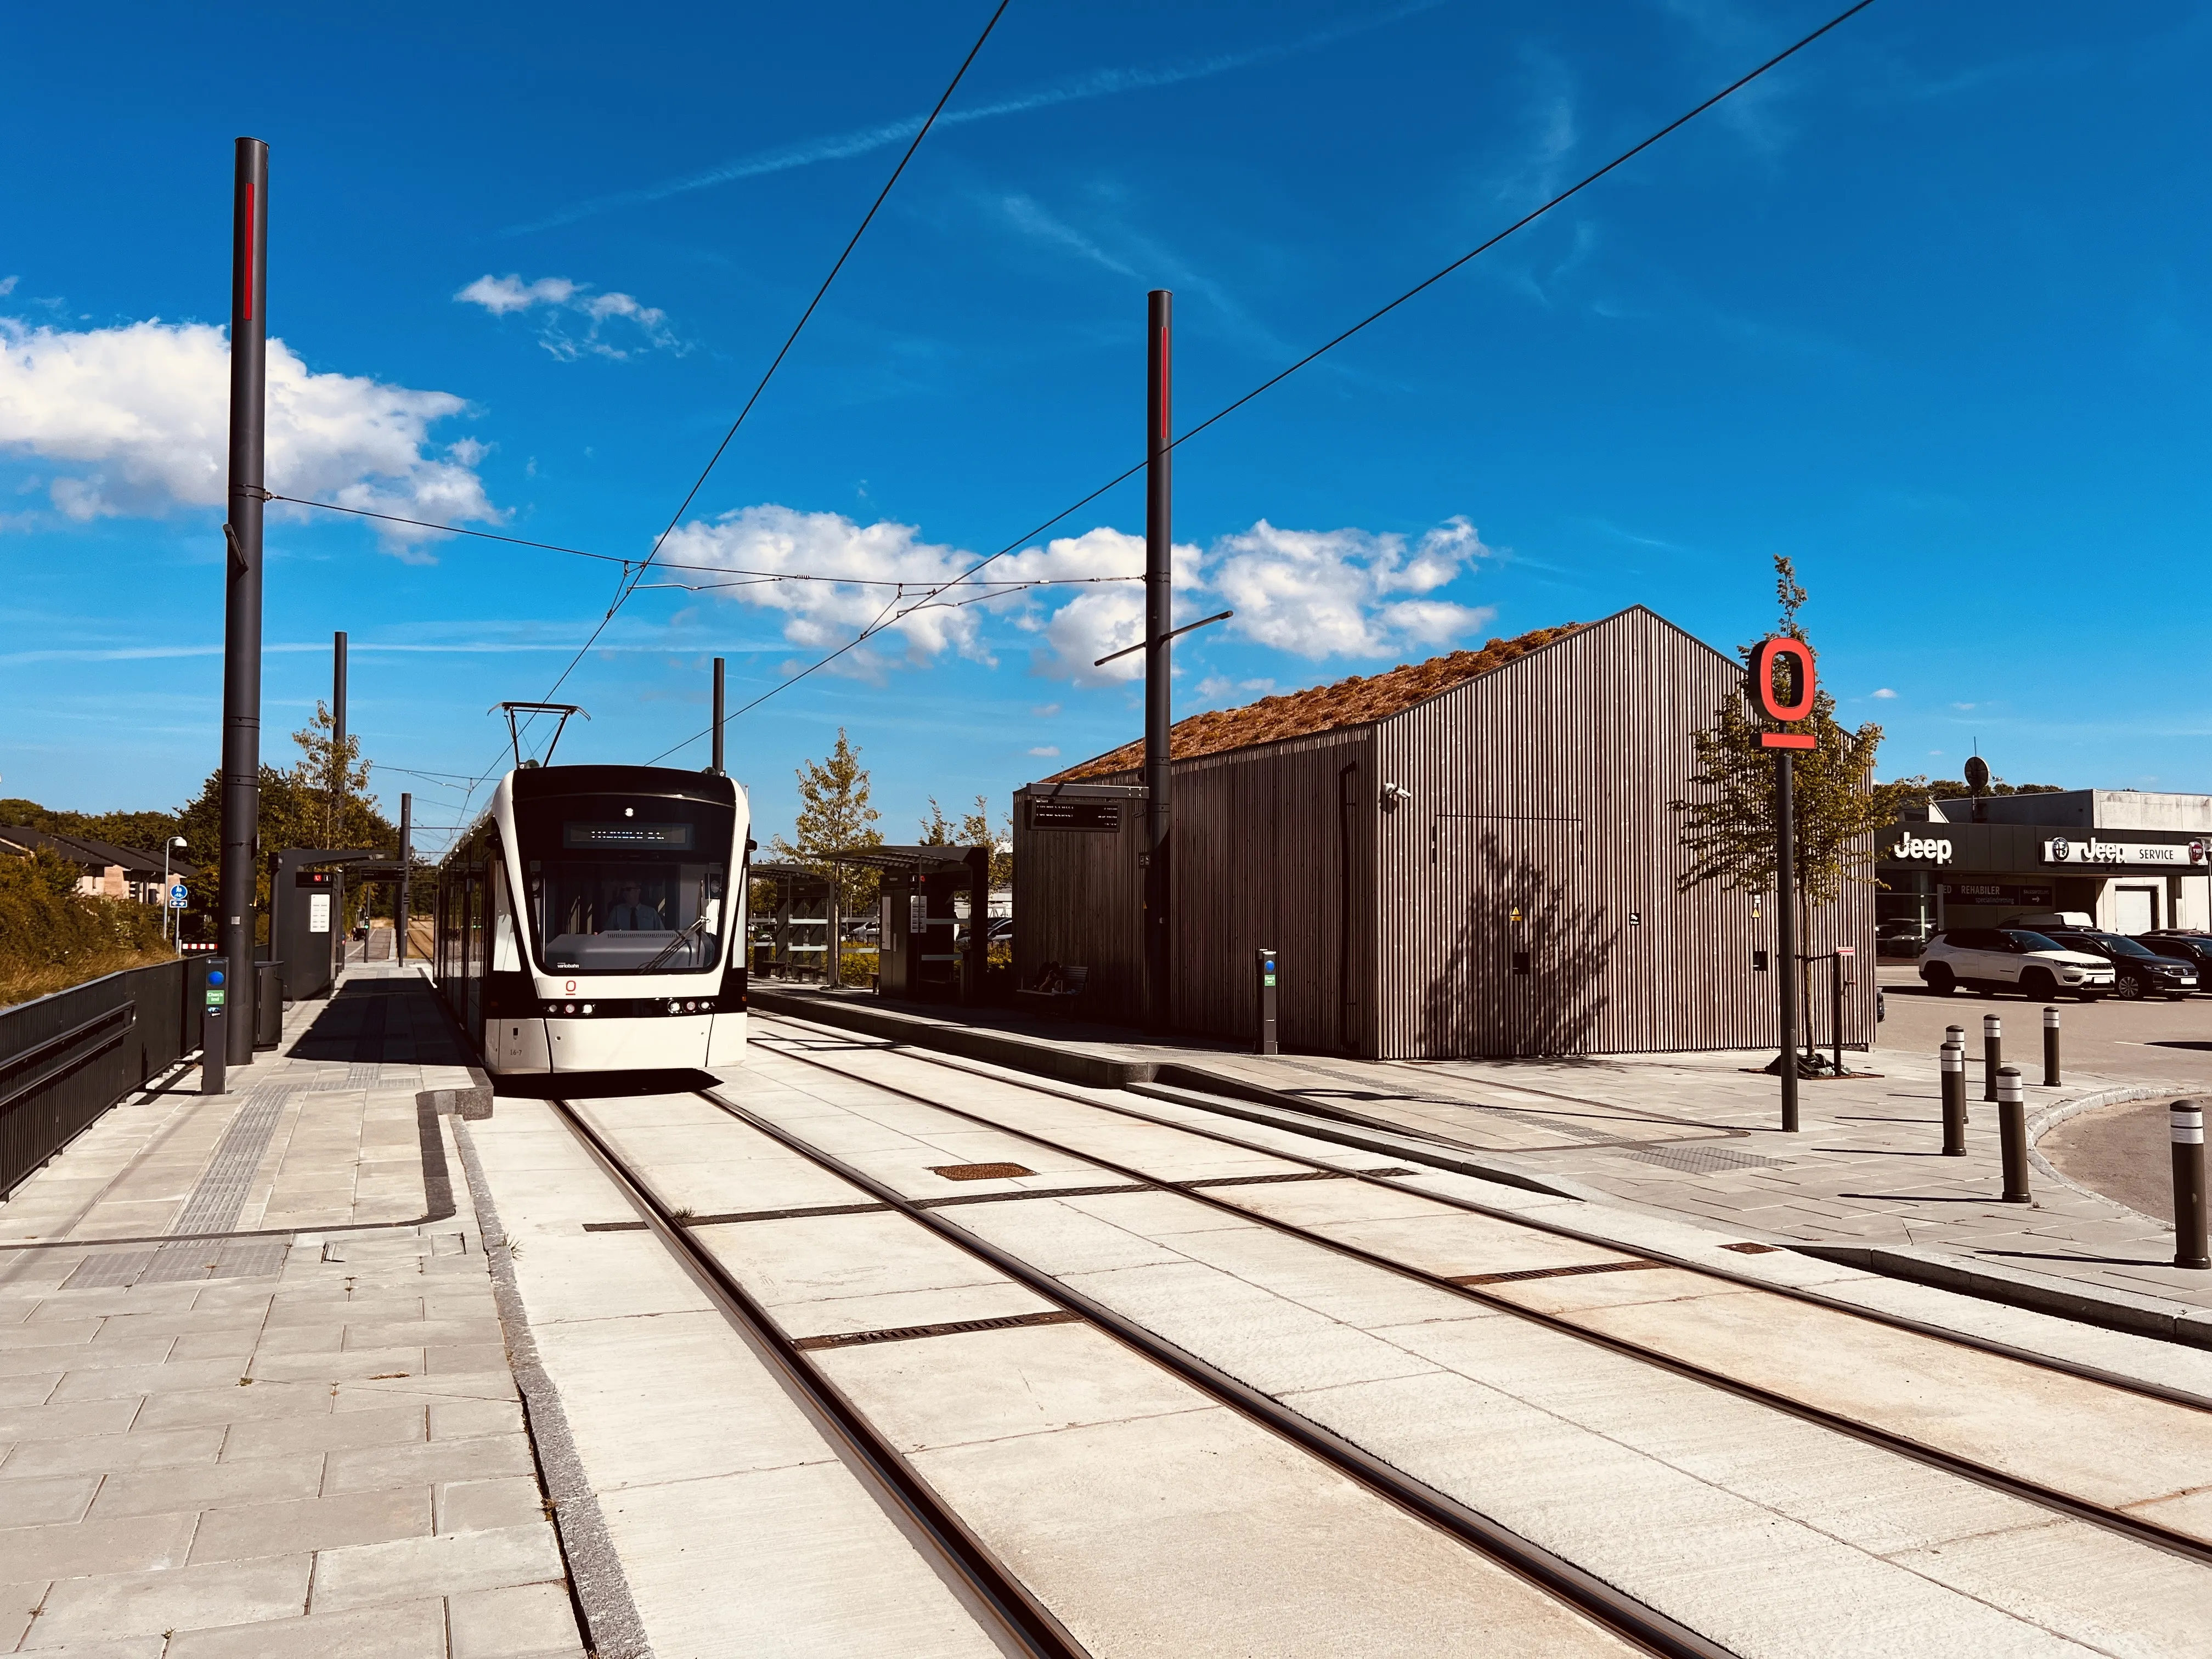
[
  {"x1": 0, "y1": 964, "x2": 583, "y2": 1658},
  {"x1": 749, "y1": 985, "x2": 2212, "y2": 1331}
]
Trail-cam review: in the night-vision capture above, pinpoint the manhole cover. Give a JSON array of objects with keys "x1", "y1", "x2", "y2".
[{"x1": 930, "y1": 1163, "x2": 1035, "y2": 1182}]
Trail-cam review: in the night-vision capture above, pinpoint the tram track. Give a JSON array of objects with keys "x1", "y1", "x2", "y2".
[
  {"x1": 545, "y1": 1096, "x2": 1091, "y2": 1659},
  {"x1": 742, "y1": 1012, "x2": 2212, "y2": 1575},
  {"x1": 751, "y1": 1009, "x2": 2212, "y2": 1412},
  {"x1": 547, "y1": 1086, "x2": 1733, "y2": 1657}
]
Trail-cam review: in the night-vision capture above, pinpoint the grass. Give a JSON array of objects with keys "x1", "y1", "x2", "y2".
[{"x1": 0, "y1": 946, "x2": 179, "y2": 1010}]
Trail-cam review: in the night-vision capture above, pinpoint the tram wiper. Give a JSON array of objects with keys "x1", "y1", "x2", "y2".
[{"x1": 639, "y1": 915, "x2": 710, "y2": 972}]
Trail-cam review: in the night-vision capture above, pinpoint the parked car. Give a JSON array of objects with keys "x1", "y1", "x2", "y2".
[
  {"x1": 2138, "y1": 930, "x2": 2212, "y2": 989},
  {"x1": 1918, "y1": 928, "x2": 2115, "y2": 1001},
  {"x1": 1876, "y1": 920, "x2": 1930, "y2": 958},
  {"x1": 2041, "y1": 929, "x2": 2199, "y2": 1002}
]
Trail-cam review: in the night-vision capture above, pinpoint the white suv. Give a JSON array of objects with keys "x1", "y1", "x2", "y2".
[{"x1": 1920, "y1": 927, "x2": 2115, "y2": 1001}]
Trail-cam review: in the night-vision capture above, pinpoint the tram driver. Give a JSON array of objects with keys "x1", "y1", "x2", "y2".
[{"x1": 604, "y1": 882, "x2": 665, "y2": 932}]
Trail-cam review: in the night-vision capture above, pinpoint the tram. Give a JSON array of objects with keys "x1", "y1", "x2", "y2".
[{"x1": 433, "y1": 763, "x2": 749, "y2": 1074}]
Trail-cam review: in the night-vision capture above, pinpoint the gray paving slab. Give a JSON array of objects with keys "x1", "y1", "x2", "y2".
[{"x1": 0, "y1": 964, "x2": 582, "y2": 1656}]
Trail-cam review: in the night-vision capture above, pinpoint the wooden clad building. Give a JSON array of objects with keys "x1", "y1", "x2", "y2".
[{"x1": 1013, "y1": 606, "x2": 1876, "y2": 1058}]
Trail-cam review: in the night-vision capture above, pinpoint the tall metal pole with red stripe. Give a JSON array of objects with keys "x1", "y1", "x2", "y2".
[
  {"x1": 219, "y1": 138, "x2": 269, "y2": 1066},
  {"x1": 1142, "y1": 290, "x2": 1173, "y2": 1032}
]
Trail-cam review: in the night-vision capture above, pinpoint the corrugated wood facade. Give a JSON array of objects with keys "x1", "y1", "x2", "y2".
[{"x1": 1015, "y1": 607, "x2": 1876, "y2": 1058}]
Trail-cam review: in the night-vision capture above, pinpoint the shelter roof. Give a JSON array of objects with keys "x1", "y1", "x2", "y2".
[
  {"x1": 819, "y1": 844, "x2": 990, "y2": 874},
  {"x1": 1044, "y1": 621, "x2": 1587, "y2": 782}
]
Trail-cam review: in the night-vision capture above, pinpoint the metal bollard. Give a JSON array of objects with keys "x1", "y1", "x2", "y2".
[
  {"x1": 1996, "y1": 1066, "x2": 2030, "y2": 1203},
  {"x1": 1939, "y1": 1040, "x2": 1966, "y2": 1156},
  {"x1": 1983, "y1": 1013, "x2": 2002, "y2": 1103},
  {"x1": 1946, "y1": 1025, "x2": 1968, "y2": 1122},
  {"x1": 2042, "y1": 1006, "x2": 2062, "y2": 1088},
  {"x1": 2174, "y1": 1099, "x2": 2209, "y2": 1271}
]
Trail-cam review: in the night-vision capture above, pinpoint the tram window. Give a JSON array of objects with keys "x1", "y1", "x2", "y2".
[
  {"x1": 490, "y1": 863, "x2": 522, "y2": 973},
  {"x1": 526, "y1": 860, "x2": 727, "y2": 973}
]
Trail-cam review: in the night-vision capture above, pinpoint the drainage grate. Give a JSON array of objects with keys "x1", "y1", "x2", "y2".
[
  {"x1": 1448, "y1": 1259, "x2": 1665, "y2": 1286},
  {"x1": 793, "y1": 1309, "x2": 1082, "y2": 1351},
  {"x1": 1722, "y1": 1242, "x2": 1781, "y2": 1254},
  {"x1": 60, "y1": 1249, "x2": 155, "y2": 1290},
  {"x1": 929, "y1": 1163, "x2": 1035, "y2": 1182},
  {"x1": 1628, "y1": 1144, "x2": 1786, "y2": 1175}
]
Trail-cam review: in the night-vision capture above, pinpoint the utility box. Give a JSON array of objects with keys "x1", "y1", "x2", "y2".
[
  {"x1": 1255, "y1": 946, "x2": 1279, "y2": 1055},
  {"x1": 277, "y1": 867, "x2": 343, "y2": 1000},
  {"x1": 254, "y1": 961, "x2": 286, "y2": 1051}
]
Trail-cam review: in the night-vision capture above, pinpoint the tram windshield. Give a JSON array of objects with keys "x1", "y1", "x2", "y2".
[
  {"x1": 511, "y1": 793, "x2": 737, "y2": 975},
  {"x1": 526, "y1": 859, "x2": 727, "y2": 973}
]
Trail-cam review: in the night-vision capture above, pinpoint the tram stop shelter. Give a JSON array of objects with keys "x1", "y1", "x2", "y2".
[
  {"x1": 267, "y1": 848, "x2": 412, "y2": 1001},
  {"x1": 826, "y1": 845, "x2": 993, "y2": 1005},
  {"x1": 749, "y1": 862, "x2": 838, "y2": 984}
]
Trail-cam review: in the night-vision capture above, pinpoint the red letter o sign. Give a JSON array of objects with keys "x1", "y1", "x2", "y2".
[{"x1": 1751, "y1": 637, "x2": 1816, "y2": 722}]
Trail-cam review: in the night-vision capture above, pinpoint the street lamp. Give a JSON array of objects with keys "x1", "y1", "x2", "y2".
[{"x1": 163, "y1": 836, "x2": 187, "y2": 953}]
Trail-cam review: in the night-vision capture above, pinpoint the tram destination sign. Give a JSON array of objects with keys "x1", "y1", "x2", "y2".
[
  {"x1": 563, "y1": 821, "x2": 695, "y2": 850},
  {"x1": 1027, "y1": 797, "x2": 1122, "y2": 833},
  {"x1": 2041, "y1": 838, "x2": 2207, "y2": 868}
]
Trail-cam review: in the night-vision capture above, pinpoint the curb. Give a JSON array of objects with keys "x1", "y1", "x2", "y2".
[{"x1": 2023, "y1": 1084, "x2": 2175, "y2": 1229}]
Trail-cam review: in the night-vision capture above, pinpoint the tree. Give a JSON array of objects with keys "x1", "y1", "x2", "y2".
[
  {"x1": 1671, "y1": 557, "x2": 1921, "y2": 1058},
  {"x1": 958, "y1": 795, "x2": 1014, "y2": 889},
  {"x1": 771, "y1": 729, "x2": 882, "y2": 918}
]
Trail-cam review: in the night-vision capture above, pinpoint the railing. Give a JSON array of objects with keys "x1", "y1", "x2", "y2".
[{"x1": 0, "y1": 959, "x2": 210, "y2": 1199}]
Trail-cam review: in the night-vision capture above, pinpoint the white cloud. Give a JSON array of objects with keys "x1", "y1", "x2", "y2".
[
  {"x1": 1029, "y1": 702, "x2": 1060, "y2": 717},
  {"x1": 1871, "y1": 687, "x2": 1897, "y2": 699},
  {"x1": 456, "y1": 273, "x2": 677, "y2": 360},
  {"x1": 0, "y1": 277, "x2": 16, "y2": 297},
  {"x1": 657, "y1": 504, "x2": 988, "y2": 679},
  {"x1": 0, "y1": 315, "x2": 494, "y2": 552},
  {"x1": 1026, "y1": 745, "x2": 1060, "y2": 758},
  {"x1": 668, "y1": 506, "x2": 1494, "y2": 684},
  {"x1": 1206, "y1": 516, "x2": 1492, "y2": 658}
]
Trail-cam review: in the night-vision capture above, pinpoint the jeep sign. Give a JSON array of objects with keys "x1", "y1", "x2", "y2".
[
  {"x1": 2043, "y1": 838, "x2": 2205, "y2": 867},
  {"x1": 1891, "y1": 834, "x2": 1954, "y2": 864}
]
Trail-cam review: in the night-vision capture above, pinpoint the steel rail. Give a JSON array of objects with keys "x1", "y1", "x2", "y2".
[
  {"x1": 687, "y1": 1084, "x2": 1736, "y2": 1659},
  {"x1": 545, "y1": 1097, "x2": 1092, "y2": 1659},
  {"x1": 742, "y1": 1023, "x2": 2212, "y2": 1572},
  {"x1": 753, "y1": 1009, "x2": 2212, "y2": 1415}
]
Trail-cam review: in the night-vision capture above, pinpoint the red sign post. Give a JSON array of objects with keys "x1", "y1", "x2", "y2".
[{"x1": 1752, "y1": 637, "x2": 1816, "y2": 1128}]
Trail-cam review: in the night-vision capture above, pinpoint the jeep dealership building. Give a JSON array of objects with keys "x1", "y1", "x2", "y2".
[{"x1": 1878, "y1": 790, "x2": 2210, "y2": 942}]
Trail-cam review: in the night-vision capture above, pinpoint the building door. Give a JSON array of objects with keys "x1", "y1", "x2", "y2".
[
  {"x1": 2112, "y1": 886, "x2": 2158, "y2": 935},
  {"x1": 1424, "y1": 815, "x2": 1594, "y2": 1057}
]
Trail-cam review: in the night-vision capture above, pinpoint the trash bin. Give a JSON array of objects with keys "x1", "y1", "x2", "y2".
[{"x1": 255, "y1": 961, "x2": 286, "y2": 1051}]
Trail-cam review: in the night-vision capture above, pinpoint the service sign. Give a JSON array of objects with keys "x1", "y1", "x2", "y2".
[{"x1": 2042, "y1": 838, "x2": 2207, "y2": 868}]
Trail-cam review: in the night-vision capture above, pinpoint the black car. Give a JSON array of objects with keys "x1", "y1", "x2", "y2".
[
  {"x1": 2140, "y1": 930, "x2": 2212, "y2": 989},
  {"x1": 2044, "y1": 930, "x2": 2199, "y2": 1001}
]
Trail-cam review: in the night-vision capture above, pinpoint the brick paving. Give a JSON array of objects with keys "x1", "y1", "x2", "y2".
[{"x1": 0, "y1": 965, "x2": 583, "y2": 1659}]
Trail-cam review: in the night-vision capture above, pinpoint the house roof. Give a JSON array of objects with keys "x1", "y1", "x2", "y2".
[
  {"x1": 0, "y1": 826, "x2": 193, "y2": 879},
  {"x1": 1043, "y1": 621, "x2": 1588, "y2": 783}
]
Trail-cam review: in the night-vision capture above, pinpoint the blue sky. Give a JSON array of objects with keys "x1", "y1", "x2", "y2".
[{"x1": 4, "y1": 1, "x2": 2209, "y2": 853}]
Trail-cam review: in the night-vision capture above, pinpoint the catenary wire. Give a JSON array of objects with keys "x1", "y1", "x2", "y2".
[
  {"x1": 447, "y1": 0, "x2": 1012, "y2": 816},
  {"x1": 645, "y1": 0, "x2": 1877, "y2": 755}
]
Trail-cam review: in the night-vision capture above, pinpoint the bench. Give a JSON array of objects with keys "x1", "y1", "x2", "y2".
[{"x1": 1013, "y1": 963, "x2": 1088, "y2": 1015}]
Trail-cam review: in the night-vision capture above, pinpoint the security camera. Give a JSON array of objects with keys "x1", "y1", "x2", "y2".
[{"x1": 1380, "y1": 783, "x2": 1414, "y2": 809}]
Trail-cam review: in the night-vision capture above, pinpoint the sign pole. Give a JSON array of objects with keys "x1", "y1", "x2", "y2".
[
  {"x1": 1752, "y1": 636, "x2": 1818, "y2": 1133},
  {"x1": 1775, "y1": 749, "x2": 1799, "y2": 1132},
  {"x1": 219, "y1": 138, "x2": 269, "y2": 1069},
  {"x1": 1142, "y1": 289, "x2": 1173, "y2": 1033},
  {"x1": 397, "y1": 792, "x2": 413, "y2": 965}
]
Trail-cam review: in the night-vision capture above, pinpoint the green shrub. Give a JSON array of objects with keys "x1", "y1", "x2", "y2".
[{"x1": 0, "y1": 851, "x2": 171, "y2": 1005}]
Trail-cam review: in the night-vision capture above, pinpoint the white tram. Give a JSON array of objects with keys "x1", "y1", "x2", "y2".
[{"x1": 433, "y1": 764, "x2": 750, "y2": 1074}]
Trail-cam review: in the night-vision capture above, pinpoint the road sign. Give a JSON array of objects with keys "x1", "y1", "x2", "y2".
[{"x1": 168, "y1": 883, "x2": 188, "y2": 909}]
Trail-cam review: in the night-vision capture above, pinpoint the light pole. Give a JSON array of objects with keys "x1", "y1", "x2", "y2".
[{"x1": 163, "y1": 834, "x2": 188, "y2": 952}]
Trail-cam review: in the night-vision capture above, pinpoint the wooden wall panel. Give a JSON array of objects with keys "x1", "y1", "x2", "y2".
[
  {"x1": 1011, "y1": 793, "x2": 1144, "y2": 1025},
  {"x1": 1375, "y1": 607, "x2": 1876, "y2": 1058}
]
